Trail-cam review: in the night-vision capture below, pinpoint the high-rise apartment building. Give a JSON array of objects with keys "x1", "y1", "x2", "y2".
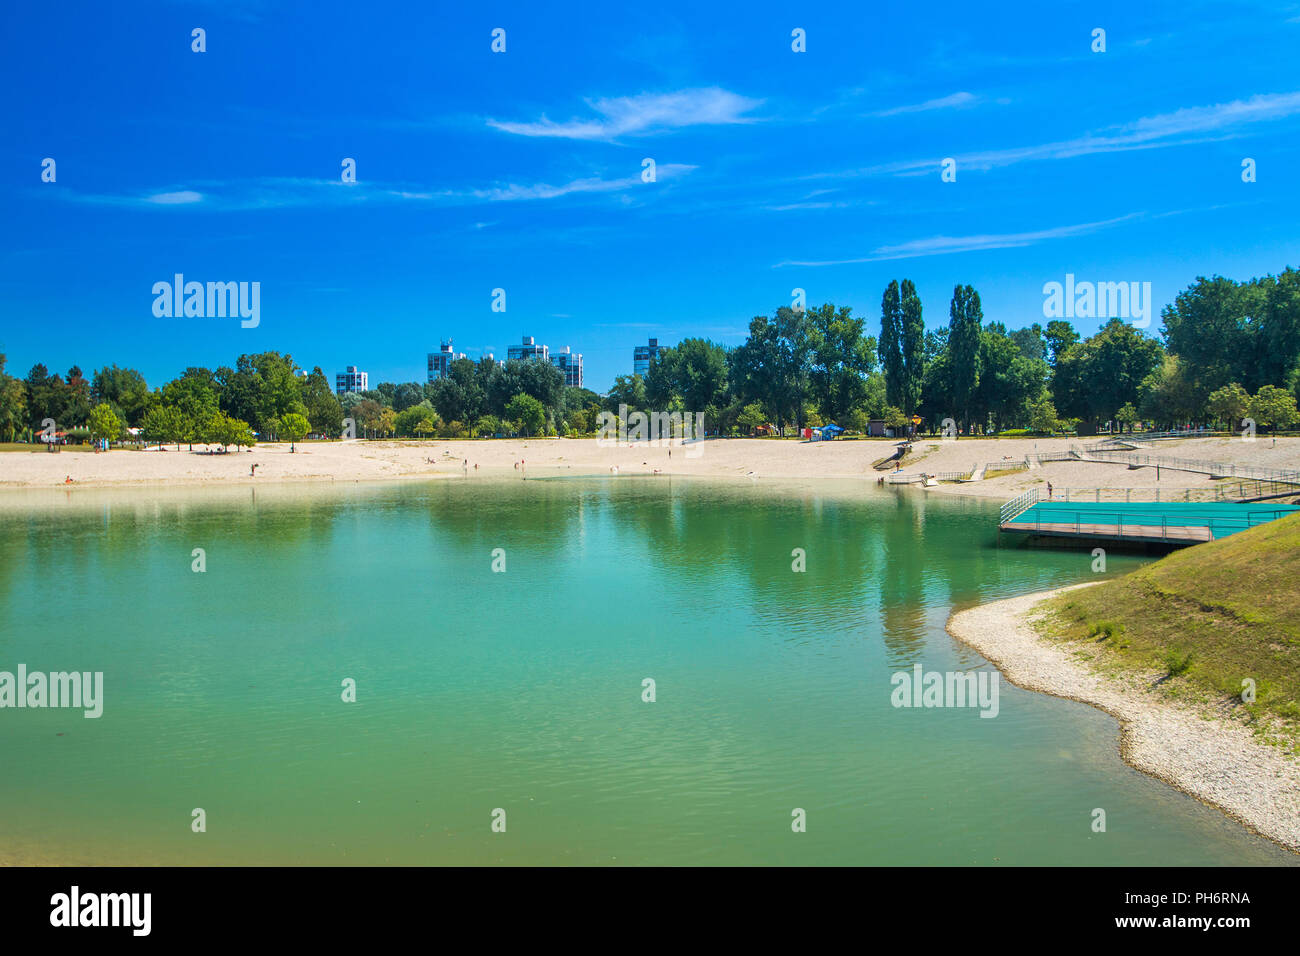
[{"x1": 335, "y1": 366, "x2": 368, "y2": 394}]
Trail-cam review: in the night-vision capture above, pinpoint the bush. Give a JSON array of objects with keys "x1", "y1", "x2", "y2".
[
  {"x1": 1090, "y1": 620, "x2": 1124, "y2": 642},
  {"x1": 1162, "y1": 649, "x2": 1194, "y2": 677}
]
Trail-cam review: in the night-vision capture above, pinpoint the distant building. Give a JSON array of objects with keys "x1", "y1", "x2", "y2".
[
  {"x1": 633, "y1": 337, "x2": 661, "y2": 377},
  {"x1": 427, "y1": 340, "x2": 466, "y2": 382},
  {"x1": 507, "y1": 335, "x2": 549, "y2": 364},
  {"x1": 335, "y1": 366, "x2": 368, "y2": 395},
  {"x1": 550, "y1": 346, "x2": 584, "y2": 388}
]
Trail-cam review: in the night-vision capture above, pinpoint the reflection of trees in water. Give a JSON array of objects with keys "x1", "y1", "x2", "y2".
[
  {"x1": 879, "y1": 492, "x2": 928, "y2": 663},
  {"x1": 417, "y1": 480, "x2": 592, "y2": 561},
  {"x1": 0, "y1": 488, "x2": 348, "y2": 603}
]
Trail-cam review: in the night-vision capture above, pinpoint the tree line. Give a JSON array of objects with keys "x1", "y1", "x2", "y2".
[{"x1": 1, "y1": 266, "x2": 1297, "y2": 446}]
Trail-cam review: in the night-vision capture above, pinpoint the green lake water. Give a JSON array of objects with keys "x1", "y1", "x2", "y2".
[{"x1": 0, "y1": 478, "x2": 1293, "y2": 865}]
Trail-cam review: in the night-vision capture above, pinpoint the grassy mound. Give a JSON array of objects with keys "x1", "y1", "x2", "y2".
[{"x1": 1044, "y1": 512, "x2": 1300, "y2": 739}]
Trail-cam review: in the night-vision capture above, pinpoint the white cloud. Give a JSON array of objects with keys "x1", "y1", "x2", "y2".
[
  {"x1": 821, "y1": 91, "x2": 1300, "y2": 178},
  {"x1": 776, "y1": 214, "x2": 1139, "y2": 266},
  {"x1": 59, "y1": 166, "x2": 697, "y2": 212},
  {"x1": 466, "y1": 164, "x2": 696, "y2": 202},
  {"x1": 144, "y1": 190, "x2": 203, "y2": 204},
  {"x1": 872, "y1": 91, "x2": 979, "y2": 117},
  {"x1": 487, "y1": 88, "x2": 762, "y2": 140}
]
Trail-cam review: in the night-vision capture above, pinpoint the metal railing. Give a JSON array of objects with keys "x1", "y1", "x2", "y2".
[
  {"x1": 1075, "y1": 446, "x2": 1300, "y2": 484},
  {"x1": 886, "y1": 469, "x2": 973, "y2": 484},
  {"x1": 1000, "y1": 488, "x2": 1040, "y2": 524},
  {"x1": 1093, "y1": 428, "x2": 1219, "y2": 444},
  {"x1": 1009, "y1": 482, "x2": 1300, "y2": 506}
]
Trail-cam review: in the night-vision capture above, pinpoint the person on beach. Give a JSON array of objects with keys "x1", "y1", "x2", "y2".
[
  {"x1": 250, "y1": 464, "x2": 259, "y2": 477},
  {"x1": 64, "y1": 475, "x2": 73, "y2": 484},
  {"x1": 1046, "y1": 482, "x2": 1053, "y2": 499}
]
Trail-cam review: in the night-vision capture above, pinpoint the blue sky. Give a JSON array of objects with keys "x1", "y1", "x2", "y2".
[{"x1": 2, "y1": 0, "x2": 1299, "y2": 391}]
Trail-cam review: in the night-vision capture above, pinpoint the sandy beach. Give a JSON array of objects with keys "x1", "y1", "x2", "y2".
[
  {"x1": 2, "y1": 435, "x2": 1297, "y2": 493},
  {"x1": 948, "y1": 585, "x2": 1300, "y2": 854}
]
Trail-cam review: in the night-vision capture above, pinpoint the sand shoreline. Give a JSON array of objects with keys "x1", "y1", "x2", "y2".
[
  {"x1": 2, "y1": 435, "x2": 1296, "y2": 495},
  {"x1": 947, "y1": 584, "x2": 1300, "y2": 854}
]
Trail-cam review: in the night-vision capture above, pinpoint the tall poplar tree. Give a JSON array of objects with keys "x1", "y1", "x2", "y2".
[
  {"x1": 878, "y1": 281, "x2": 904, "y2": 409},
  {"x1": 899, "y1": 279, "x2": 925, "y2": 417},
  {"x1": 947, "y1": 284, "x2": 983, "y2": 430}
]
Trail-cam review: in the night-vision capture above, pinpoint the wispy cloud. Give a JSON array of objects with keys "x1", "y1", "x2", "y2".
[
  {"x1": 487, "y1": 88, "x2": 762, "y2": 140},
  {"x1": 872, "y1": 91, "x2": 979, "y2": 117},
  {"x1": 818, "y1": 91, "x2": 1300, "y2": 178},
  {"x1": 144, "y1": 190, "x2": 204, "y2": 205},
  {"x1": 776, "y1": 214, "x2": 1139, "y2": 266},
  {"x1": 58, "y1": 166, "x2": 697, "y2": 211}
]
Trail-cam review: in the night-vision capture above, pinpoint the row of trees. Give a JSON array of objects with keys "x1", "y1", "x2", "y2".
[
  {"x1": 0, "y1": 348, "x2": 591, "y2": 445},
  {"x1": 2, "y1": 267, "x2": 1297, "y2": 444},
  {"x1": 611, "y1": 268, "x2": 1300, "y2": 437}
]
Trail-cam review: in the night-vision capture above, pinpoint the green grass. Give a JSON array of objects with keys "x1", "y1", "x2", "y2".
[
  {"x1": 983, "y1": 466, "x2": 1026, "y2": 480},
  {"x1": 1044, "y1": 512, "x2": 1300, "y2": 742}
]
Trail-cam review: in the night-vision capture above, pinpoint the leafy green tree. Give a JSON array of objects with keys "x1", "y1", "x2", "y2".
[
  {"x1": 1205, "y1": 383, "x2": 1250, "y2": 429},
  {"x1": 971, "y1": 323, "x2": 1049, "y2": 432},
  {"x1": 0, "y1": 354, "x2": 28, "y2": 442},
  {"x1": 1010, "y1": 324, "x2": 1046, "y2": 362},
  {"x1": 807, "y1": 304, "x2": 875, "y2": 423},
  {"x1": 392, "y1": 382, "x2": 424, "y2": 412},
  {"x1": 1247, "y1": 385, "x2": 1299, "y2": 433},
  {"x1": 605, "y1": 374, "x2": 647, "y2": 412},
  {"x1": 1053, "y1": 319, "x2": 1164, "y2": 431},
  {"x1": 644, "y1": 338, "x2": 730, "y2": 422},
  {"x1": 1116, "y1": 403, "x2": 1139, "y2": 432},
  {"x1": 91, "y1": 365, "x2": 151, "y2": 426},
  {"x1": 730, "y1": 306, "x2": 810, "y2": 429},
  {"x1": 1137, "y1": 355, "x2": 1199, "y2": 428},
  {"x1": 1160, "y1": 276, "x2": 1262, "y2": 401},
  {"x1": 1025, "y1": 396, "x2": 1061, "y2": 434},
  {"x1": 141, "y1": 405, "x2": 188, "y2": 450},
  {"x1": 279, "y1": 412, "x2": 311, "y2": 451},
  {"x1": 299, "y1": 367, "x2": 344, "y2": 436},
  {"x1": 161, "y1": 372, "x2": 219, "y2": 447},
  {"x1": 353, "y1": 399, "x2": 383, "y2": 438},
  {"x1": 506, "y1": 392, "x2": 546, "y2": 436},
  {"x1": 63, "y1": 366, "x2": 93, "y2": 426},
  {"x1": 1044, "y1": 320, "x2": 1079, "y2": 368},
  {"x1": 24, "y1": 364, "x2": 68, "y2": 430},
  {"x1": 396, "y1": 402, "x2": 439, "y2": 437},
  {"x1": 87, "y1": 403, "x2": 122, "y2": 444},
  {"x1": 736, "y1": 401, "x2": 767, "y2": 434}
]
